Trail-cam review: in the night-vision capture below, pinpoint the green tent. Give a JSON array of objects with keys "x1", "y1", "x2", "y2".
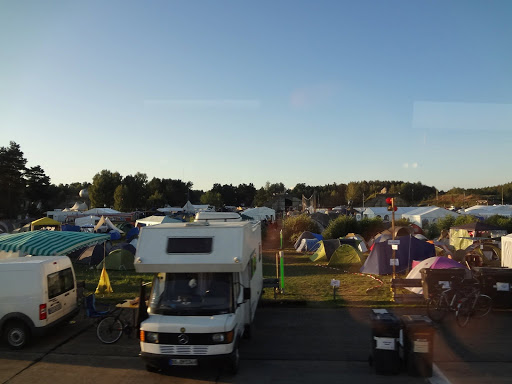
[
  {"x1": 328, "y1": 244, "x2": 362, "y2": 267},
  {"x1": 309, "y1": 240, "x2": 341, "y2": 262},
  {"x1": 97, "y1": 249, "x2": 135, "y2": 270}
]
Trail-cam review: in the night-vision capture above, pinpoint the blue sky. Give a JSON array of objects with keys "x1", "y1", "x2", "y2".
[{"x1": 1, "y1": 0, "x2": 511, "y2": 192}]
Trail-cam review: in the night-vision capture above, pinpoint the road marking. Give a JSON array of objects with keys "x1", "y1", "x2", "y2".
[{"x1": 428, "y1": 363, "x2": 452, "y2": 384}]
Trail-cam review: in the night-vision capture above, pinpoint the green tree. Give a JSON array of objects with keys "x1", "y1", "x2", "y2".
[
  {"x1": 236, "y1": 183, "x2": 256, "y2": 207},
  {"x1": 25, "y1": 165, "x2": 51, "y2": 216},
  {"x1": 200, "y1": 191, "x2": 223, "y2": 208},
  {"x1": 122, "y1": 173, "x2": 148, "y2": 210},
  {"x1": 89, "y1": 170, "x2": 122, "y2": 209},
  {"x1": 282, "y1": 214, "x2": 320, "y2": 245},
  {"x1": 0, "y1": 142, "x2": 27, "y2": 219},
  {"x1": 253, "y1": 187, "x2": 270, "y2": 207},
  {"x1": 454, "y1": 215, "x2": 479, "y2": 226},
  {"x1": 113, "y1": 184, "x2": 129, "y2": 211},
  {"x1": 435, "y1": 215, "x2": 456, "y2": 231}
]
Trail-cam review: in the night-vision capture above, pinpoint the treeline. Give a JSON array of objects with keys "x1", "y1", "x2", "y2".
[{"x1": 2, "y1": 141, "x2": 511, "y2": 220}]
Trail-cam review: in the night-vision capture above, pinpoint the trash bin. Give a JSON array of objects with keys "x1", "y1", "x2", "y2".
[
  {"x1": 420, "y1": 268, "x2": 467, "y2": 300},
  {"x1": 472, "y1": 267, "x2": 512, "y2": 308},
  {"x1": 400, "y1": 315, "x2": 435, "y2": 377},
  {"x1": 370, "y1": 309, "x2": 401, "y2": 375}
]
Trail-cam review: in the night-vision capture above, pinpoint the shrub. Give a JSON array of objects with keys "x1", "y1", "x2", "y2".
[
  {"x1": 436, "y1": 215, "x2": 456, "y2": 232},
  {"x1": 322, "y1": 215, "x2": 359, "y2": 239},
  {"x1": 454, "y1": 215, "x2": 479, "y2": 226},
  {"x1": 424, "y1": 223, "x2": 440, "y2": 240},
  {"x1": 282, "y1": 214, "x2": 320, "y2": 246},
  {"x1": 358, "y1": 217, "x2": 386, "y2": 241},
  {"x1": 485, "y1": 215, "x2": 512, "y2": 233}
]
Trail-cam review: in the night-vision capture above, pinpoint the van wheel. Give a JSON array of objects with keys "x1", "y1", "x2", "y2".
[
  {"x1": 4, "y1": 321, "x2": 30, "y2": 350},
  {"x1": 227, "y1": 342, "x2": 240, "y2": 374}
]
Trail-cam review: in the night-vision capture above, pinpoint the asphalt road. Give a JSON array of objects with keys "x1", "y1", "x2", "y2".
[{"x1": 1, "y1": 307, "x2": 511, "y2": 384}]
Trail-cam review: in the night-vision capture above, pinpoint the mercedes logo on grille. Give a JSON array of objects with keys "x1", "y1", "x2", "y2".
[{"x1": 178, "y1": 334, "x2": 189, "y2": 345}]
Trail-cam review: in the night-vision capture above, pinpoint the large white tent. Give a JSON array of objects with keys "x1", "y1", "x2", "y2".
[
  {"x1": 242, "y1": 207, "x2": 276, "y2": 221},
  {"x1": 135, "y1": 215, "x2": 182, "y2": 226},
  {"x1": 464, "y1": 205, "x2": 512, "y2": 218},
  {"x1": 402, "y1": 206, "x2": 459, "y2": 228},
  {"x1": 501, "y1": 234, "x2": 512, "y2": 268},
  {"x1": 83, "y1": 208, "x2": 121, "y2": 216},
  {"x1": 361, "y1": 206, "x2": 416, "y2": 221},
  {"x1": 75, "y1": 215, "x2": 101, "y2": 227}
]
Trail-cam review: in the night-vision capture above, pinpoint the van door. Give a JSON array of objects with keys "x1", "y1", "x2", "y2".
[{"x1": 46, "y1": 267, "x2": 76, "y2": 322}]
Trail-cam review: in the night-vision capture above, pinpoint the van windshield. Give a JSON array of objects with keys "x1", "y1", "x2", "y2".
[{"x1": 149, "y1": 272, "x2": 232, "y2": 316}]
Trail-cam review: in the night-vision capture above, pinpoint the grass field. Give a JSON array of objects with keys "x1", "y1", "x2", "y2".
[{"x1": 75, "y1": 246, "x2": 417, "y2": 308}]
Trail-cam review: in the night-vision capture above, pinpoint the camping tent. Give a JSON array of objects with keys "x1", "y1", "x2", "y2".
[
  {"x1": 110, "y1": 242, "x2": 136, "y2": 255},
  {"x1": 360, "y1": 235, "x2": 436, "y2": 275},
  {"x1": 310, "y1": 240, "x2": 341, "y2": 262},
  {"x1": 94, "y1": 216, "x2": 124, "y2": 234},
  {"x1": 135, "y1": 215, "x2": 182, "y2": 227},
  {"x1": 296, "y1": 238, "x2": 321, "y2": 253},
  {"x1": 293, "y1": 231, "x2": 323, "y2": 249},
  {"x1": 242, "y1": 207, "x2": 276, "y2": 221},
  {"x1": 402, "y1": 206, "x2": 459, "y2": 228},
  {"x1": 0, "y1": 231, "x2": 110, "y2": 258},
  {"x1": 30, "y1": 217, "x2": 62, "y2": 231},
  {"x1": 501, "y1": 234, "x2": 512, "y2": 268},
  {"x1": 97, "y1": 249, "x2": 135, "y2": 270},
  {"x1": 449, "y1": 222, "x2": 507, "y2": 250},
  {"x1": 344, "y1": 233, "x2": 368, "y2": 253},
  {"x1": 328, "y1": 244, "x2": 362, "y2": 267},
  {"x1": 75, "y1": 244, "x2": 105, "y2": 266},
  {"x1": 404, "y1": 256, "x2": 468, "y2": 294},
  {"x1": 70, "y1": 201, "x2": 88, "y2": 211}
]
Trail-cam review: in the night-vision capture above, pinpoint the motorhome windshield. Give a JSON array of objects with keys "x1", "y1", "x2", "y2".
[{"x1": 149, "y1": 272, "x2": 232, "y2": 316}]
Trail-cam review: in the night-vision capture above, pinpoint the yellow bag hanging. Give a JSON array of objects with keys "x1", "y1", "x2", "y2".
[{"x1": 95, "y1": 266, "x2": 113, "y2": 295}]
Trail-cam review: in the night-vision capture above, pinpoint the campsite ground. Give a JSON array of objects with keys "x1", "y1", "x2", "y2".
[{"x1": 2, "y1": 305, "x2": 512, "y2": 384}]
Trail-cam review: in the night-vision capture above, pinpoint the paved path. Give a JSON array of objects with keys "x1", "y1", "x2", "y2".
[{"x1": 1, "y1": 307, "x2": 511, "y2": 383}]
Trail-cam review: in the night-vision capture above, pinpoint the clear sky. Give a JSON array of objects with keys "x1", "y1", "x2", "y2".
[{"x1": 1, "y1": 0, "x2": 511, "y2": 192}]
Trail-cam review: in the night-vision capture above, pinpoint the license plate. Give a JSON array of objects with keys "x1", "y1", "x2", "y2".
[
  {"x1": 169, "y1": 359, "x2": 198, "y2": 366},
  {"x1": 48, "y1": 303, "x2": 62, "y2": 314}
]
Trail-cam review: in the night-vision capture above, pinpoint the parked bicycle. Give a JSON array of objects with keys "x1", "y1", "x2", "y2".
[
  {"x1": 454, "y1": 284, "x2": 492, "y2": 327},
  {"x1": 426, "y1": 276, "x2": 488, "y2": 325},
  {"x1": 96, "y1": 306, "x2": 135, "y2": 344}
]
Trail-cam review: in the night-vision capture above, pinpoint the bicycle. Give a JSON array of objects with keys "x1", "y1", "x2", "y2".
[
  {"x1": 96, "y1": 306, "x2": 135, "y2": 344},
  {"x1": 426, "y1": 276, "x2": 477, "y2": 323},
  {"x1": 455, "y1": 285, "x2": 492, "y2": 327}
]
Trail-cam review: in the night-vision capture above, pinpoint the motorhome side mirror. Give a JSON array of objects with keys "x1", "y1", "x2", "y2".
[{"x1": 243, "y1": 288, "x2": 251, "y2": 301}]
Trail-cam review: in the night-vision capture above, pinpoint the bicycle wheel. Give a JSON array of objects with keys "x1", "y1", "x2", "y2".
[
  {"x1": 473, "y1": 295, "x2": 492, "y2": 318},
  {"x1": 97, "y1": 316, "x2": 123, "y2": 344},
  {"x1": 427, "y1": 293, "x2": 449, "y2": 322},
  {"x1": 456, "y1": 298, "x2": 472, "y2": 327}
]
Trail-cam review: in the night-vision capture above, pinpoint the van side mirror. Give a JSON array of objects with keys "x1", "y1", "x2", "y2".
[{"x1": 243, "y1": 288, "x2": 251, "y2": 301}]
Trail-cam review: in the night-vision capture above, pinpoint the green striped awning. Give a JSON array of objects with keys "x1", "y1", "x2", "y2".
[{"x1": 0, "y1": 231, "x2": 111, "y2": 256}]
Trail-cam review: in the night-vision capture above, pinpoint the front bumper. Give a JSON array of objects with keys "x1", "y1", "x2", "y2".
[{"x1": 140, "y1": 351, "x2": 231, "y2": 369}]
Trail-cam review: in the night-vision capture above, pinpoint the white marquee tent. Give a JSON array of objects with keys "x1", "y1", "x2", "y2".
[{"x1": 402, "y1": 206, "x2": 459, "y2": 228}]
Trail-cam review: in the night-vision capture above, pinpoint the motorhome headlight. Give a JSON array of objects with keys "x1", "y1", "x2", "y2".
[
  {"x1": 145, "y1": 331, "x2": 159, "y2": 343},
  {"x1": 212, "y1": 333, "x2": 225, "y2": 343},
  {"x1": 212, "y1": 330, "x2": 234, "y2": 344}
]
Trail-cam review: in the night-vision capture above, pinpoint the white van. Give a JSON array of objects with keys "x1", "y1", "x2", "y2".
[
  {"x1": 135, "y1": 220, "x2": 263, "y2": 373},
  {"x1": 0, "y1": 256, "x2": 79, "y2": 349}
]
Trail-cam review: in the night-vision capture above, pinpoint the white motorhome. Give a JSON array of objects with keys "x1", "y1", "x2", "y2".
[
  {"x1": 0, "y1": 256, "x2": 79, "y2": 349},
  {"x1": 134, "y1": 220, "x2": 263, "y2": 373}
]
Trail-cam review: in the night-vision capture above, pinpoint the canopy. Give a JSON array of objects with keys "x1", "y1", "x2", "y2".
[
  {"x1": 242, "y1": 207, "x2": 276, "y2": 221},
  {"x1": 0, "y1": 231, "x2": 110, "y2": 257},
  {"x1": 135, "y1": 215, "x2": 182, "y2": 227},
  {"x1": 30, "y1": 217, "x2": 62, "y2": 231}
]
